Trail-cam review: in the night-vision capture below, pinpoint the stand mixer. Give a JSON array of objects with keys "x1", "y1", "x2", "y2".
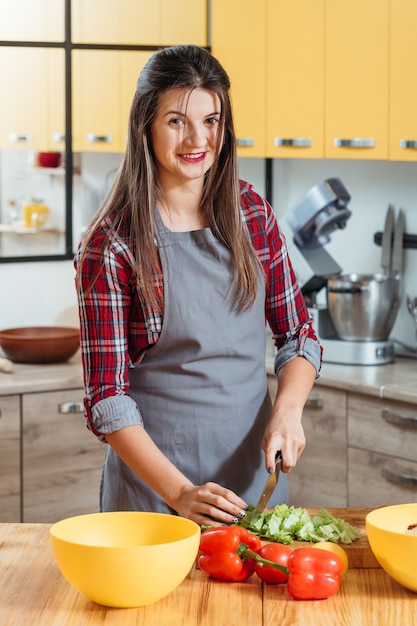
[{"x1": 285, "y1": 178, "x2": 396, "y2": 365}]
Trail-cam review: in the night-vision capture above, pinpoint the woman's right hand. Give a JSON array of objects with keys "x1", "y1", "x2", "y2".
[
  {"x1": 172, "y1": 482, "x2": 248, "y2": 527},
  {"x1": 105, "y1": 426, "x2": 247, "y2": 526}
]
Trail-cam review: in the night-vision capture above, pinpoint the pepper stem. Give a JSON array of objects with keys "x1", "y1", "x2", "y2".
[{"x1": 237, "y1": 543, "x2": 289, "y2": 575}]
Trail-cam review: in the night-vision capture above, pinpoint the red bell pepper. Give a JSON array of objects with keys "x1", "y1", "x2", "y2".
[
  {"x1": 198, "y1": 527, "x2": 344, "y2": 600},
  {"x1": 199, "y1": 525, "x2": 262, "y2": 556},
  {"x1": 286, "y1": 547, "x2": 344, "y2": 600},
  {"x1": 198, "y1": 526, "x2": 288, "y2": 583}
]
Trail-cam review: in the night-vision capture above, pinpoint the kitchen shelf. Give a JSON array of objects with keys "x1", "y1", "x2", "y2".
[
  {"x1": 0, "y1": 224, "x2": 64, "y2": 235},
  {"x1": 21, "y1": 166, "x2": 81, "y2": 176}
]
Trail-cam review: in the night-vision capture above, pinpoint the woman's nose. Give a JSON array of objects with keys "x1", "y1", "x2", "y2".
[{"x1": 184, "y1": 122, "x2": 206, "y2": 146}]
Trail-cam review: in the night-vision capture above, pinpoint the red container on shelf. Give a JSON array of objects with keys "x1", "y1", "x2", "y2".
[{"x1": 37, "y1": 152, "x2": 62, "y2": 168}]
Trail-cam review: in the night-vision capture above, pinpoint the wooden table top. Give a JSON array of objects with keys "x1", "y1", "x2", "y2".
[{"x1": 1, "y1": 519, "x2": 417, "y2": 626}]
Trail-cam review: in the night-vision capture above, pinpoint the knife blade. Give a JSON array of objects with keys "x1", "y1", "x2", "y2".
[
  {"x1": 380, "y1": 204, "x2": 395, "y2": 274},
  {"x1": 391, "y1": 209, "x2": 405, "y2": 275},
  {"x1": 251, "y1": 451, "x2": 282, "y2": 524}
]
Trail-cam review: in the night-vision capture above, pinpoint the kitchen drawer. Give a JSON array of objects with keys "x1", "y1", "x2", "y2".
[
  {"x1": 0, "y1": 395, "x2": 21, "y2": 522},
  {"x1": 348, "y1": 447, "x2": 417, "y2": 507},
  {"x1": 268, "y1": 377, "x2": 348, "y2": 507},
  {"x1": 348, "y1": 393, "x2": 417, "y2": 462},
  {"x1": 22, "y1": 388, "x2": 104, "y2": 523}
]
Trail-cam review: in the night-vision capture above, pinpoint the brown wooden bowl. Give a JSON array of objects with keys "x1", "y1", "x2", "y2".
[{"x1": 0, "y1": 326, "x2": 80, "y2": 364}]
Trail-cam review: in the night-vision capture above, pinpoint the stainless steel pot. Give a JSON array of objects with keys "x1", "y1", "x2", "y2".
[{"x1": 327, "y1": 273, "x2": 401, "y2": 341}]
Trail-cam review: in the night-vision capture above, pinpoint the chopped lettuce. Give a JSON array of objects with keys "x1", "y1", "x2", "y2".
[{"x1": 237, "y1": 504, "x2": 360, "y2": 545}]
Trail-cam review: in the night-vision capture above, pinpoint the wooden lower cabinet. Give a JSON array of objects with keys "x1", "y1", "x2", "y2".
[
  {"x1": 348, "y1": 448, "x2": 417, "y2": 507},
  {"x1": 268, "y1": 376, "x2": 417, "y2": 509},
  {"x1": 348, "y1": 393, "x2": 417, "y2": 507},
  {"x1": 0, "y1": 395, "x2": 21, "y2": 522},
  {"x1": 22, "y1": 388, "x2": 104, "y2": 523},
  {"x1": 267, "y1": 377, "x2": 348, "y2": 507}
]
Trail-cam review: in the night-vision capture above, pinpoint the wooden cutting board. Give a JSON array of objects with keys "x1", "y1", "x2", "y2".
[
  {"x1": 290, "y1": 507, "x2": 379, "y2": 569},
  {"x1": 199, "y1": 508, "x2": 379, "y2": 569}
]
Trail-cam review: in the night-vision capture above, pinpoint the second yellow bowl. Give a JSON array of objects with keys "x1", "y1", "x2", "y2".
[{"x1": 366, "y1": 503, "x2": 417, "y2": 593}]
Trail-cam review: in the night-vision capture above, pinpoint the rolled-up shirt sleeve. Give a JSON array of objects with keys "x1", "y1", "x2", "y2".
[
  {"x1": 89, "y1": 395, "x2": 144, "y2": 442},
  {"x1": 273, "y1": 323, "x2": 322, "y2": 376}
]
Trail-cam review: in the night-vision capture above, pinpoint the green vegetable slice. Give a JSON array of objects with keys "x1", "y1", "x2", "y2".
[{"x1": 237, "y1": 504, "x2": 360, "y2": 545}]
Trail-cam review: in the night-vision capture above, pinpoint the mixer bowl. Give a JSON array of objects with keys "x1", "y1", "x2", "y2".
[{"x1": 327, "y1": 273, "x2": 401, "y2": 341}]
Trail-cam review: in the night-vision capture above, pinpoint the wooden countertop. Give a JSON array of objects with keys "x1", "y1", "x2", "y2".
[
  {"x1": 0, "y1": 356, "x2": 83, "y2": 395},
  {"x1": 1, "y1": 513, "x2": 417, "y2": 625},
  {"x1": 0, "y1": 347, "x2": 416, "y2": 405},
  {"x1": 317, "y1": 358, "x2": 417, "y2": 403},
  {"x1": 266, "y1": 351, "x2": 417, "y2": 405}
]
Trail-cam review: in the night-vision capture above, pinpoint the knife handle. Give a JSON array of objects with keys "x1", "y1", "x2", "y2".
[{"x1": 268, "y1": 451, "x2": 282, "y2": 474}]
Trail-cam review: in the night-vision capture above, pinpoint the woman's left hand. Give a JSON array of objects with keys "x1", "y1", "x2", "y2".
[
  {"x1": 263, "y1": 356, "x2": 316, "y2": 473},
  {"x1": 262, "y1": 407, "x2": 306, "y2": 473}
]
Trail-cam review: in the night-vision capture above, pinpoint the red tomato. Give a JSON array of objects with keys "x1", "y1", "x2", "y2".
[{"x1": 254, "y1": 543, "x2": 291, "y2": 584}]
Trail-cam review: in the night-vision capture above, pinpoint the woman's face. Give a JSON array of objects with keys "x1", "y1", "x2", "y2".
[{"x1": 151, "y1": 87, "x2": 222, "y2": 190}]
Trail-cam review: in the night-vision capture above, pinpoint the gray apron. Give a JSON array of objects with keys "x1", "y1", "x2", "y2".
[{"x1": 100, "y1": 212, "x2": 288, "y2": 513}]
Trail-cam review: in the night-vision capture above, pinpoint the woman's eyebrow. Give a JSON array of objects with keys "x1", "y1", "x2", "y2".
[
  {"x1": 164, "y1": 109, "x2": 185, "y2": 116},
  {"x1": 163, "y1": 109, "x2": 221, "y2": 117}
]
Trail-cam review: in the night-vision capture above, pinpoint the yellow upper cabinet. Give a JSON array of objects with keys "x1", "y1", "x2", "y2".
[
  {"x1": 389, "y1": 0, "x2": 417, "y2": 161},
  {"x1": 325, "y1": 0, "x2": 389, "y2": 160},
  {"x1": 119, "y1": 51, "x2": 154, "y2": 149},
  {"x1": 72, "y1": 50, "x2": 122, "y2": 152},
  {"x1": 0, "y1": 48, "x2": 47, "y2": 150},
  {"x1": 72, "y1": 50, "x2": 152, "y2": 153},
  {"x1": 0, "y1": 48, "x2": 64, "y2": 151},
  {"x1": 46, "y1": 50, "x2": 66, "y2": 151},
  {"x1": 160, "y1": 0, "x2": 207, "y2": 45},
  {"x1": 211, "y1": 0, "x2": 266, "y2": 158},
  {"x1": 72, "y1": 0, "x2": 207, "y2": 45},
  {"x1": 0, "y1": 0, "x2": 64, "y2": 42},
  {"x1": 266, "y1": 0, "x2": 324, "y2": 159},
  {"x1": 72, "y1": 0, "x2": 158, "y2": 44}
]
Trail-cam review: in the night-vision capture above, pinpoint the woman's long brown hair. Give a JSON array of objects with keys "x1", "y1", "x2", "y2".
[{"x1": 75, "y1": 45, "x2": 260, "y2": 313}]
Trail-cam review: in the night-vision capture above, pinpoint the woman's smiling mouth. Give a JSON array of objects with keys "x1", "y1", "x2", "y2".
[{"x1": 179, "y1": 152, "x2": 206, "y2": 163}]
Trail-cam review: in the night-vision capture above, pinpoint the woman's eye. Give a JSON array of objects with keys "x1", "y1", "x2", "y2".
[
  {"x1": 206, "y1": 117, "x2": 219, "y2": 125},
  {"x1": 169, "y1": 117, "x2": 184, "y2": 126}
]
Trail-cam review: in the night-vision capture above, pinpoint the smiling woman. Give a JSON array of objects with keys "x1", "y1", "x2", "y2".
[{"x1": 74, "y1": 44, "x2": 321, "y2": 529}]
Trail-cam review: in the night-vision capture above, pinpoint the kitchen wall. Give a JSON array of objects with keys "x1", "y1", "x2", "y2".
[
  {"x1": 1, "y1": 156, "x2": 416, "y2": 358},
  {"x1": 272, "y1": 159, "x2": 417, "y2": 355}
]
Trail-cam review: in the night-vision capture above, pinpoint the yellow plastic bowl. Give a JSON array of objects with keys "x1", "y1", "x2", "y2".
[
  {"x1": 366, "y1": 504, "x2": 417, "y2": 593},
  {"x1": 50, "y1": 511, "x2": 200, "y2": 608}
]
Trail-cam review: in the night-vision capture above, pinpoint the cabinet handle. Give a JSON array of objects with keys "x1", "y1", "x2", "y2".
[
  {"x1": 381, "y1": 409, "x2": 417, "y2": 429},
  {"x1": 334, "y1": 138, "x2": 375, "y2": 148},
  {"x1": 86, "y1": 133, "x2": 112, "y2": 144},
  {"x1": 52, "y1": 132, "x2": 66, "y2": 143},
  {"x1": 400, "y1": 140, "x2": 417, "y2": 150},
  {"x1": 236, "y1": 138, "x2": 254, "y2": 147},
  {"x1": 274, "y1": 137, "x2": 312, "y2": 147},
  {"x1": 58, "y1": 402, "x2": 85, "y2": 414},
  {"x1": 381, "y1": 467, "x2": 417, "y2": 488},
  {"x1": 305, "y1": 396, "x2": 323, "y2": 409},
  {"x1": 8, "y1": 133, "x2": 32, "y2": 143}
]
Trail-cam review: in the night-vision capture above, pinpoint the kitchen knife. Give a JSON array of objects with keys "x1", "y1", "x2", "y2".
[
  {"x1": 251, "y1": 451, "x2": 282, "y2": 524},
  {"x1": 380, "y1": 204, "x2": 395, "y2": 274},
  {"x1": 391, "y1": 209, "x2": 405, "y2": 275}
]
